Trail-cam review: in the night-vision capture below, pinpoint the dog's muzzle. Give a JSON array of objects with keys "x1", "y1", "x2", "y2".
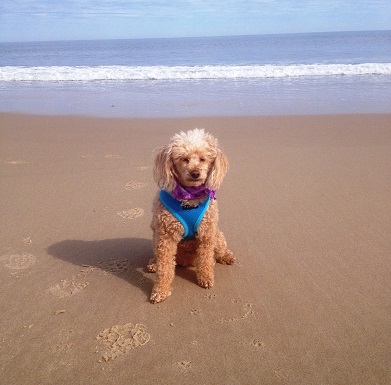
[{"x1": 190, "y1": 171, "x2": 200, "y2": 179}]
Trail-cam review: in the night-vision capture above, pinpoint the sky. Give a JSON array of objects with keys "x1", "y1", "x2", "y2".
[{"x1": 0, "y1": 0, "x2": 390, "y2": 42}]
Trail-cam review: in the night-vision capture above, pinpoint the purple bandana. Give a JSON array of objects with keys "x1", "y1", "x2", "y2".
[{"x1": 172, "y1": 182, "x2": 216, "y2": 201}]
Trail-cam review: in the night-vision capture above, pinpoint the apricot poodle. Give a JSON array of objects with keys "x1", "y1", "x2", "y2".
[{"x1": 148, "y1": 128, "x2": 235, "y2": 303}]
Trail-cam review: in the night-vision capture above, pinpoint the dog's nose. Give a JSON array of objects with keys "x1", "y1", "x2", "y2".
[{"x1": 191, "y1": 171, "x2": 200, "y2": 179}]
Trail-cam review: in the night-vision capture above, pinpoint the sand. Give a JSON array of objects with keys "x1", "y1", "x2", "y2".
[{"x1": 0, "y1": 113, "x2": 390, "y2": 385}]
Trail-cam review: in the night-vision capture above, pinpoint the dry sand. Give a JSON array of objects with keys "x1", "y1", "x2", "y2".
[{"x1": 0, "y1": 113, "x2": 390, "y2": 384}]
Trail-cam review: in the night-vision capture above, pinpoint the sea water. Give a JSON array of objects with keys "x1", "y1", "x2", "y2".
[{"x1": 0, "y1": 30, "x2": 390, "y2": 117}]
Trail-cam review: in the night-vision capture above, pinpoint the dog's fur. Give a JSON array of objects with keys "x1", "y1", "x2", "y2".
[{"x1": 148, "y1": 129, "x2": 234, "y2": 303}]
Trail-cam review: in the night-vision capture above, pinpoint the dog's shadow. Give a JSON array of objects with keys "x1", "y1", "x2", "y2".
[
  {"x1": 47, "y1": 238, "x2": 154, "y2": 299},
  {"x1": 47, "y1": 238, "x2": 200, "y2": 301}
]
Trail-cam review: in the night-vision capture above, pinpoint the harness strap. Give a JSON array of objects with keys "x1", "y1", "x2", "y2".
[{"x1": 160, "y1": 190, "x2": 211, "y2": 240}]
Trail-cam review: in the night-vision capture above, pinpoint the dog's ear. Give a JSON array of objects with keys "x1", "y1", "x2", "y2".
[
  {"x1": 206, "y1": 150, "x2": 228, "y2": 190},
  {"x1": 153, "y1": 145, "x2": 176, "y2": 192}
]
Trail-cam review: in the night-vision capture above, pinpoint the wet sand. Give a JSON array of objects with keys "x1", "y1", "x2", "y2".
[{"x1": 1, "y1": 113, "x2": 390, "y2": 384}]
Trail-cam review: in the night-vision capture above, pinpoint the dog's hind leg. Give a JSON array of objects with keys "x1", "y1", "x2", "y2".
[
  {"x1": 214, "y1": 229, "x2": 235, "y2": 265},
  {"x1": 147, "y1": 258, "x2": 157, "y2": 272}
]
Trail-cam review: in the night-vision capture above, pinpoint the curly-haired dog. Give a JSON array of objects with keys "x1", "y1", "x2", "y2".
[{"x1": 148, "y1": 128, "x2": 235, "y2": 303}]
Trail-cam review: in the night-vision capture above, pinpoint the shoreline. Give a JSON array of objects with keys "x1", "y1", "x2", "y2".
[
  {"x1": 1, "y1": 112, "x2": 390, "y2": 385},
  {"x1": 2, "y1": 73, "x2": 391, "y2": 118}
]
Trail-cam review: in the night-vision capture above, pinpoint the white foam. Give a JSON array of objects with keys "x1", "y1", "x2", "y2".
[{"x1": 1, "y1": 63, "x2": 391, "y2": 82}]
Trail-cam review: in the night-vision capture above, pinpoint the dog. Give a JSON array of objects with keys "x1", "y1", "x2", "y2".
[{"x1": 148, "y1": 128, "x2": 234, "y2": 303}]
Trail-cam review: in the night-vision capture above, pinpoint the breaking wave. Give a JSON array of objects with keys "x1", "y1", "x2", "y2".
[{"x1": 1, "y1": 63, "x2": 391, "y2": 82}]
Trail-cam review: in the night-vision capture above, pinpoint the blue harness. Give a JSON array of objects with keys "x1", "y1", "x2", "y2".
[{"x1": 160, "y1": 190, "x2": 211, "y2": 240}]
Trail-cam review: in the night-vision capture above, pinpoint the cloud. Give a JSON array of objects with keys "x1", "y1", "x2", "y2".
[
  {"x1": 0, "y1": 0, "x2": 390, "y2": 41},
  {"x1": 1, "y1": 0, "x2": 390, "y2": 19}
]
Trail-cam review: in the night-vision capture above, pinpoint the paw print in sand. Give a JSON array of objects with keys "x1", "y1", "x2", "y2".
[{"x1": 96, "y1": 323, "x2": 150, "y2": 362}]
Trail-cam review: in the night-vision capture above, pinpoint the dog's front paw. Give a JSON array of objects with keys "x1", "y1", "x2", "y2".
[
  {"x1": 197, "y1": 277, "x2": 214, "y2": 289},
  {"x1": 150, "y1": 289, "x2": 171, "y2": 304}
]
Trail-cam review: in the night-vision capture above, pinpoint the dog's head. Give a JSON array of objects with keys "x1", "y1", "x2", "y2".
[{"x1": 153, "y1": 128, "x2": 228, "y2": 193}]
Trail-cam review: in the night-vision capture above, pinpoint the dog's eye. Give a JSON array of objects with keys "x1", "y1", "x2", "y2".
[
  {"x1": 182, "y1": 157, "x2": 190, "y2": 163},
  {"x1": 199, "y1": 157, "x2": 206, "y2": 163}
]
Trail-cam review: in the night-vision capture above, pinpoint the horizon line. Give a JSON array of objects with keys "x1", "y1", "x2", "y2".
[{"x1": 1, "y1": 28, "x2": 390, "y2": 44}]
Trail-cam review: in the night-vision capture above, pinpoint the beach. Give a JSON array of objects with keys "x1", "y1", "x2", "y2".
[{"x1": 1, "y1": 112, "x2": 390, "y2": 384}]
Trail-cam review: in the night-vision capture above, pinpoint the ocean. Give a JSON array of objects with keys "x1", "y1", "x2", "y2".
[{"x1": 0, "y1": 30, "x2": 390, "y2": 117}]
